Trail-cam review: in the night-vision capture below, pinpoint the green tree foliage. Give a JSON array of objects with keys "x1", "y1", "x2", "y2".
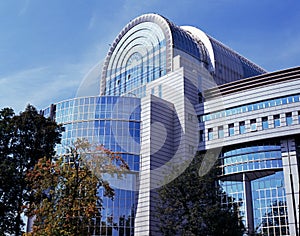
[
  {"x1": 156, "y1": 153, "x2": 245, "y2": 236},
  {"x1": 25, "y1": 139, "x2": 129, "y2": 236},
  {"x1": 0, "y1": 105, "x2": 63, "y2": 236}
]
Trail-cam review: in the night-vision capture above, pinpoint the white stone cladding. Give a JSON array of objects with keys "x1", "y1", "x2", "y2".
[{"x1": 135, "y1": 55, "x2": 209, "y2": 235}]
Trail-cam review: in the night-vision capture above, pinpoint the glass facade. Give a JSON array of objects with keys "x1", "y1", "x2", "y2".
[
  {"x1": 220, "y1": 143, "x2": 282, "y2": 176},
  {"x1": 200, "y1": 94, "x2": 300, "y2": 122},
  {"x1": 103, "y1": 22, "x2": 167, "y2": 98},
  {"x1": 210, "y1": 37, "x2": 265, "y2": 85},
  {"x1": 48, "y1": 96, "x2": 141, "y2": 236},
  {"x1": 219, "y1": 142, "x2": 289, "y2": 235},
  {"x1": 252, "y1": 172, "x2": 288, "y2": 235}
]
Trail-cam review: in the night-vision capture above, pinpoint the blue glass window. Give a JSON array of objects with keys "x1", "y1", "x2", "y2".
[
  {"x1": 158, "y1": 84, "x2": 162, "y2": 98},
  {"x1": 274, "y1": 114, "x2": 280, "y2": 128},
  {"x1": 286, "y1": 112, "x2": 292, "y2": 126},
  {"x1": 262, "y1": 117, "x2": 269, "y2": 130},
  {"x1": 198, "y1": 94, "x2": 300, "y2": 123},
  {"x1": 228, "y1": 123, "x2": 234, "y2": 136},
  {"x1": 239, "y1": 121, "x2": 246, "y2": 134},
  {"x1": 250, "y1": 119, "x2": 257, "y2": 131},
  {"x1": 218, "y1": 126, "x2": 224, "y2": 138},
  {"x1": 282, "y1": 97, "x2": 287, "y2": 104},
  {"x1": 275, "y1": 98, "x2": 282, "y2": 105},
  {"x1": 208, "y1": 128, "x2": 213, "y2": 140}
]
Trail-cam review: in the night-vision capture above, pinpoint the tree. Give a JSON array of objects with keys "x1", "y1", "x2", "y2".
[
  {"x1": 0, "y1": 105, "x2": 64, "y2": 236},
  {"x1": 25, "y1": 139, "x2": 129, "y2": 236},
  {"x1": 156, "y1": 153, "x2": 245, "y2": 236}
]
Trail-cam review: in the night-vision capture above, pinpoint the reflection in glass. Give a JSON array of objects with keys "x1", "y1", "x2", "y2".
[{"x1": 46, "y1": 96, "x2": 141, "y2": 235}]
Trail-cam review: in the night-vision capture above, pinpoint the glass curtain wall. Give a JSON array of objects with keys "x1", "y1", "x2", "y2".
[
  {"x1": 104, "y1": 22, "x2": 167, "y2": 98},
  {"x1": 46, "y1": 96, "x2": 141, "y2": 236},
  {"x1": 219, "y1": 142, "x2": 289, "y2": 235}
]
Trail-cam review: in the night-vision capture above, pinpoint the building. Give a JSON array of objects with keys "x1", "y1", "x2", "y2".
[
  {"x1": 42, "y1": 13, "x2": 299, "y2": 235},
  {"x1": 199, "y1": 67, "x2": 300, "y2": 235}
]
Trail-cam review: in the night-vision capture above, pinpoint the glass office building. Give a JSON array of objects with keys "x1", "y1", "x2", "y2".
[
  {"x1": 38, "y1": 13, "x2": 300, "y2": 235},
  {"x1": 44, "y1": 96, "x2": 140, "y2": 235},
  {"x1": 201, "y1": 67, "x2": 300, "y2": 235}
]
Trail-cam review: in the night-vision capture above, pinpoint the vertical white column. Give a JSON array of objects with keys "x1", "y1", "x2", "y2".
[{"x1": 281, "y1": 139, "x2": 299, "y2": 236}]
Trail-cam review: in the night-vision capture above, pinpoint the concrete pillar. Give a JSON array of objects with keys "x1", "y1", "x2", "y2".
[{"x1": 243, "y1": 173, "x2": 254, "y2": 234}]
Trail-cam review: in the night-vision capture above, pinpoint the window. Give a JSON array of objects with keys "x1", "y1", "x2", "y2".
[
  {"x1": 274, "y1": 115, "x2": 280, "y2": 128},
  {"x1": 158, "y1": 85, "x2": 162, "y2": 98},
  {"x1": 151, "y1": 87, "x2": 155, "y2": 95},
  {"x1": 218, "y1": 126, "x2": 224, "y2": 138},
  {"x1": 250, "y1": 119, "x2": 257, "y2": 131},
  {"x1": 228, "y1": 124, "x2": 234, "y2": 136},
  {"x1": 199, "y1": 130, "x2": 204, "y2": 142},
  {"x1": 208, "y1": 128, "x2": 213, "y2": 140},
  {"x1": 239, "y1": 121, "x2": 246, "y2": 134},
  {"x1": 286, "y1": 112, "x2": 292, "y2": 126},
  {"x1": 262, "y1": 117, "x2": 269, "y2": 130},
  {"x1": 298, "y1": 111, "x2": 300, "y2": 124}
]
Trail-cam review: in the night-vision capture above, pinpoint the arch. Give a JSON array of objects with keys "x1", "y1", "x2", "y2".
[{"x1": 101, "y1": 14, "x2": 173, "y2": 95}]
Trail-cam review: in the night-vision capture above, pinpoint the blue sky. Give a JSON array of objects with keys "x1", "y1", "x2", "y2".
[{"x1": 0, "y1": 0, "x2": 300, "y2": 113}]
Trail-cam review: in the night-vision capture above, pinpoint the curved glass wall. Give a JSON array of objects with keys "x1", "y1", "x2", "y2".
[
  {"x1": 101, "y1": 13, "x2": 266, "y2": 100},
  {"x1": 252, "y1": 172, "x2": 288, "y2": 235},
  {"x1": 102, "y1": 21, "x2": 167, "y2": 98},
  {"x1": 219, "y1": 142, "x2": 289, "y2": 235},
  {"x1": 47, "y1": 96, "x2": 141, "y2": 236},
  {"x1": 220, "y1": 144, "x2": 282, "y2": 176}
]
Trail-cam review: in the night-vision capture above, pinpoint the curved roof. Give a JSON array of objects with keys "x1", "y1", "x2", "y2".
[
  {"x1": 101, "y1": 13, "x2": 213, "y2": 95},
  {"x1": 182, "y1": 26, "x2": 266, "y2": 76},
  {"x1": 101, "y1": 13, "x2": 266, "y2": 95},
  {"x1": 100, "y1": 14, "x2": 173, "y2": 95},
  {"x1": 165, "y1": 19, "x2": 210, "y2": 64}
]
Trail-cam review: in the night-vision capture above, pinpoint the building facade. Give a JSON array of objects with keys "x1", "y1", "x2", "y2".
[
  {"x1": 43, "y1": 96, "x2": 140, "y2": 235},
  {"x1": 42, "y1": 13, "x2": 299, "y2": 235},
  {"x1": 199, "y1": 67, "x2": 300, "y2": 235}
]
